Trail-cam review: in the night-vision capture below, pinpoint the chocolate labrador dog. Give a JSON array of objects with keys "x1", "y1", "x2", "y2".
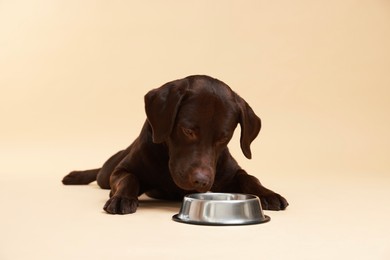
[{"x1": 62, "y1": 75, "x2": 288, "y2": 214}]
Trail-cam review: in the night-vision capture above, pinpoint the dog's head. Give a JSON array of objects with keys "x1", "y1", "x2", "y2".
[{"x1": 144, "y1": 75, "x2": 261, "y2": 192}]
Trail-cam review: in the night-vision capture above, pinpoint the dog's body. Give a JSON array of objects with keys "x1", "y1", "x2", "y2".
[{"x1": 63, "y1": 75, "x2": 288, "y2": 214}]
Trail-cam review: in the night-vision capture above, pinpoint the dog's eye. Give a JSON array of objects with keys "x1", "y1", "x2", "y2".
[{"x1": 182, "y1": 127, "x2": 196, "y2": 139}]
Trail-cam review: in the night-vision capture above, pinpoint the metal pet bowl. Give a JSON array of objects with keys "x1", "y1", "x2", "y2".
[{"x1": 172, "y1": 193, "x2": 270, "y2": 226}]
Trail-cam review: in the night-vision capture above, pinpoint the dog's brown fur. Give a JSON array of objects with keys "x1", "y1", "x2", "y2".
[{"x1": 62, "y1": 75, "x2": 288, "y2": 214}]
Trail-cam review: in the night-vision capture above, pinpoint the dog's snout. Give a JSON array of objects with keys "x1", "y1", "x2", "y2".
[{"x1": 189, "y1": 168, "x2": 213, "y2": 192}]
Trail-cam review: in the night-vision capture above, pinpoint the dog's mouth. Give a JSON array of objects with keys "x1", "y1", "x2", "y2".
[
  {"x1": 193, "y1": 184, "x2": 212, "y2": 193},
  {"x1": 176, "y1": 181, "x2": 212, "y2": 193},
  {"x1": 171, "y1": 169, "x2": 214, "y2": 193}
]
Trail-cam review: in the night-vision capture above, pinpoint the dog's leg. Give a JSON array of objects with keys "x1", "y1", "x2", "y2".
[
  {"x1": 96, "y1": 149, "x2": 128, "y2": 189},
  {"x1": 63, "y1": 150, "x2": 128, "y2": 189},
  {"x1": 103, "y1": 169, "x2": 141, "y2": 214},
  {"x1": 234, "y1": 170, "x2": 289, "y2": 210},
  {"x1": 62, "y1": 168, "x2": 100, "y2": 185}
]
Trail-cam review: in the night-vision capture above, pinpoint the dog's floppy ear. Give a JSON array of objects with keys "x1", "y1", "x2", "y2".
[
  {"x1": 144, "y1": 78, "x2": 189, "y2": 143},
  {"x1": 235, "y1": 94, "x2": 261, "y2": 159}
]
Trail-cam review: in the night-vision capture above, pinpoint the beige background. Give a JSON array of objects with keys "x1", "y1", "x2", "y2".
[{"x1": 1, "y1": 0, "x2": 389, "y2": 259}]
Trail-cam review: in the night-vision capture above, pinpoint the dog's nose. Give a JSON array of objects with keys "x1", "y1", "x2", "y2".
[{"x1": 189, "y1": 169, "x2": 212, "y2": 192}]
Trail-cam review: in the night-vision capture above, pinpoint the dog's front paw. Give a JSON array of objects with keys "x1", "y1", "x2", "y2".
[
  {"x1": 103, "y1": 196, "x2": 139, "y2": 214},
  {"x1": 260, "y1": 192, "x2": 289, "y2": 211}
]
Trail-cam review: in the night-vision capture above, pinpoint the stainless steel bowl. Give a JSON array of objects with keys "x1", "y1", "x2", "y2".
[{"x1": 172, "y1": 193, "x2": 270, "y2": 226}]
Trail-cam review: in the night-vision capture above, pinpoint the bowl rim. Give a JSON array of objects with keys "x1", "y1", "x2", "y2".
[{"x1": 184, "y1": 192, "x2": 261, "y2": 202}]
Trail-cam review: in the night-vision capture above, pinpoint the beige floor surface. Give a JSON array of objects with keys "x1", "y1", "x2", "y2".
[{"x1": 1, "y1": 144, "x2": 389, "y2": 259}]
